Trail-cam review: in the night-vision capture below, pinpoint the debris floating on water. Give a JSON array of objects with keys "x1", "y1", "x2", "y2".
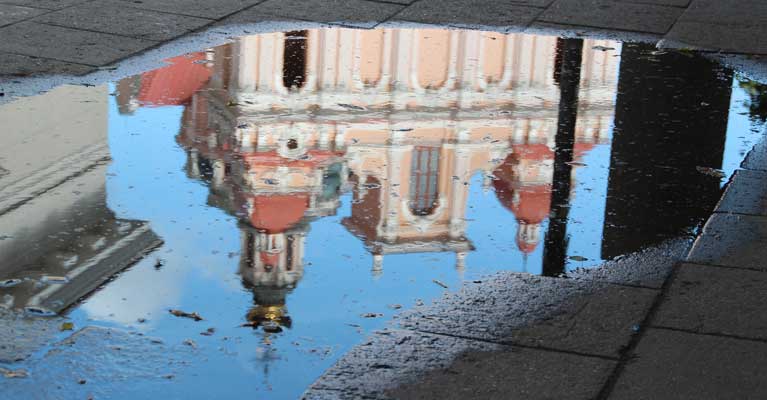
[
  {"x1": 60, "y1": 322, "x2": 74, "y2": 331},
  {"x1": 432, "y1": 279, "x2": 448, "y2": 289},
  {"x1": 569, "y1": 255, "x2": 589, "y2": 262},
  {"x1": 361, "y1": 313, "x2": 383, "y2": 318},
  {"x1": 169, "y1": 309, "x2": 203, "y2": 321},
  {"x1": 696, "y1": 166, "x2": 726, "y2": 178},
  {"x1": 0, "y1": 368, "x2": 28, "y2": 378},
  {"x1": 337, "y1": 103, "x2": 366, "y2": 111}
]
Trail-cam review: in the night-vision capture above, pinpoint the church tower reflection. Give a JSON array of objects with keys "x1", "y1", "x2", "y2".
[{"x1": 117, "y1": 27, "x2": 619, "y2": 329}]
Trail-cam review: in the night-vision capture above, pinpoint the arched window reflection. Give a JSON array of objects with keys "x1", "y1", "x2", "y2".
[
  {"x1": 282, "y1": 31, "x2": 308, "y2": 90},
  {"x1": 409, "y1": 146, "x2": 440, "y2": 215}
]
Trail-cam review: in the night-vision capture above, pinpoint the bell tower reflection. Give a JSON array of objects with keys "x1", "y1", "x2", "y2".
[{"x1": 118, "y1": 27, "x2": 620, "y2": 330}]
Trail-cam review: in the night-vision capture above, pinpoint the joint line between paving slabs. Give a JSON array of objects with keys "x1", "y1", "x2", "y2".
[
  {"x1": 682, "y1": 260, "x2": 767, "y2": 274},
  {"x1": 649, "y1": 325, "x2": 767, "y2": 344},
  {"x1": 409, "y1": 327, "x2": 620, "y2": 362},
  {"x1": 0, "y1": 50, "x2": 99, "y2": 68},
  {"x1": 595, "y1": 259, "x2": 687, "y2": 400}
]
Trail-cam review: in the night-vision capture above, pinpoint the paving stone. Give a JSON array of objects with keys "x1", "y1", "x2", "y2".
[
  {"x1": 509, "y1": 284, "x2": 657, "y2": 358},
  {"x1": 716, "y1": 169, "x2": 767, "y2": 216},
  {"x1": 0, "y1": 0, "x2": 91, "y2": 10},
  {"x1": 662, "y1": 21, "x2": 767, "y2": 55},
  {"x1": 675, "y1": 0, "x2": 767, "y2": 25},
  {"x1": 610, "y1": 328, "x2": 767, "y2": 399},
  {"x1": 528, "y1": 20, "x2": 663, "y2": 43},
  {"x1": 743, "y1": 137, "x2": 767, "y2": 172},
  {"x1": 616, "y1": 0, "x2": 689, "y2": 6},
  {"x1": 303, "y1": 329, "x2": 503, "y2": 399},
  {"x1": 0, "y1": 3, "x2": 46, "y2": 27},
  {"x1": 214, "y1": 7, "x2": 301, "y2": 26},
  {"x1": 388, "y1": 347, "x2": 615, "y2": 400},
  {"x1": 33, "y1": 0, "x2": 211, "y2": 41},
  {"x1": 569, "y1": 237, "x2": 690, "y2": 289},
  {"x1": 687, "y1": 213, "x2": 767, "y2": 270},
  {"x1": 0, "y1": 52, "x2": 92, "y2": 76},
  {"x1": 396, "y1": 272, "x2": 656, "y2": 358},
  {"x1": 0, "y1": 21, "x2": 156, "y2": 66},
  {"x1": 113, "y1": 0, "x2": 264, "y2": 19},
  {"x1": 538, "y1": 0, "x2": 683, "y2": 34},
  {"x1": 0, "y1": 308, "x2": 62, "y2": 362},
  {"x1": 1, "y1": 326, "x2": 196, "y2": 399},
  {"x1": 394, "y1": 0, "x2": 541, "y2": 29},
  {"x1": 653, "y1": 263, "x2": 767, "y2": 340},
  {"x1": 253, "y1": 0, "x2": 403, "y2": 29}
]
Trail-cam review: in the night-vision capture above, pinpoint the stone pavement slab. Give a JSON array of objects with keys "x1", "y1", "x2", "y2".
[
  {"x1": 663, "y1": 21, "x2": 767, "y2": 55},
  {"x1": 616, "y1": 0, "x2": 689, "y2": 6},
  {"x1": 0, "y1": 21, "x2": 156, "y2": 66},
  {"x1": 33, "y1": 0, "x2": 212, "y2": 41},
  {"x1": 676, "y1": 0, "x2": 767, "y2": 25},
  {"x1": 0, "y1": 3, "x2": 46, "y2": 27},
  {"x1": 653, "y1": 263, "x2": 767, "y2": 340},
  {"x1": 304, "y1": 329, "x2": 503, "y2": 399},
  {"x1": 609, "y1": 328, "x2": 767, "y2": 400},
  {"x1": 252, "y1": 0, "x2": 403, "y2": 29},
  {"x1": 397, "y1": 273, "x2": 657, "y2": 359},
  {"x1": 742, "y1": 136, "x2": 767, "y2": 172},
  {"x1": 214, "y1": 7, "x2": 299, "y2": 26},
  {"x1": 393, "y1": 0, "x2": 542, "y2": 29},
  {"x1": 388, "y1": 347, "x2": 615, "y2": 400},
  {"x1": 0, "y1": 0, "x2": 91, "y2": 11},
  {"x1": 569, "y1": 237, "x2": 690, "y2": 289},
  {"x1": 716, "y1": 169, "x2": 767, "y2": 216},
  {"x1": 687, "y1": 213, "x2": 767, "y2": 270},
  {"x1": 662, "y1": 0, "x2": 767, "y2": 54},
  {"x1": 0, "y1": 52, "x2": 92, "y2": 76},
  {"x1": 1, "y1": 326, "x2": 196, "y2": 399},
  {"x1": 112, "y1": 0, "x2": 263, "y2": 19},
  {"x1": 509, "y1": 284, "x2": 657, "y2": 358},
  {"x1": 539, "y1": 0, "x2": 683, "y2": 34}
]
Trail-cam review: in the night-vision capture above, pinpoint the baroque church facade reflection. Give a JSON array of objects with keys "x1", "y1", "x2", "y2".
[{"x1": 117, "y1": 28, "x2": 619, "y2": 331}]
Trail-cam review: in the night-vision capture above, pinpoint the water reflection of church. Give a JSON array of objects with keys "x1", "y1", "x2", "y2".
[{"x1": 118, "y1": 28, "x2": 618, "y2": 331}]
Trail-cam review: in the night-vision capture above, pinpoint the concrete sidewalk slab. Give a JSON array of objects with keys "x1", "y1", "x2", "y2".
[
  {"x1": 0, "y1": 0, "x2": 91, "y2": 11},
  {"x1": 304, "y1": 329, "x2": 502, "y2": 399},
  {"x1": 0, "y1": 3, "x2": 46, "y2": 27},
  {"x1": 538, "y1": 0, "x2": 683, "y2": 34},
  {"x1": 716, "y1": 169, "x2": 767, "y2": 216},
  {"x1": 33, "y1": 0, "x2": 213, "y2": 41},
  {"x1": 742, "y1": 136, "x2": 767, "y2": 172},
  {"x1": 609, "y1": 328, "x2": 767, "y2": 400},
  {"x1": 393, "y1": 0, "x2": 542, "y2": 29},
  {"x1": 0, "y1": 21, "x2": 157, "y2": 66},
  {"x1": 388, "y1": 348, "x2": 615, "y2": 400},
  {"x1": 111, "y1": 0, "x2": 263, "y2": 19},
  {"x1": 663, "y1": 22, "x2": 767, "y2": 55},
  {"x1": 653, "y1": 263, "x2": 767, "y2": 340},
  {"x1": 396, "y1": 273, "x2": 657, "y2": 359},
  {"x1": 252, "y1": 0, "x2": 403, "y2": 28},
  {"x1": 0, "y1": 52, "x2": 92, "y2": 76},
  {"x1": 509, "y1": 285, "x2": 657, "y2": 358},
  {"x1": 687, "y1": 213, "x2": 767, "y2": 270}
]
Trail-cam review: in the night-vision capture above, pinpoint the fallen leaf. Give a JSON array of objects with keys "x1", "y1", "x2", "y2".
[
  {"x1": 432, "y1": 279, "x2": 448, "y2": 289},
  {"x1": 60, "y1": 322, "x2": 74, "y2": 331},
  {"x1": 696, "y1": 166, "x2": 725, "y2": 178},
  {"x1": 169, "y1": 309, "x2": 203, "y2": 321},
  {"x1": 0, "y1": 368, "x2": 28, "y2": 378}
]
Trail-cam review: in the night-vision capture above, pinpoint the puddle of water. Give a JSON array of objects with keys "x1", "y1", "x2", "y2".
[{"x1": 0, "y1": 27, "x2": 766, "y2": 398}]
